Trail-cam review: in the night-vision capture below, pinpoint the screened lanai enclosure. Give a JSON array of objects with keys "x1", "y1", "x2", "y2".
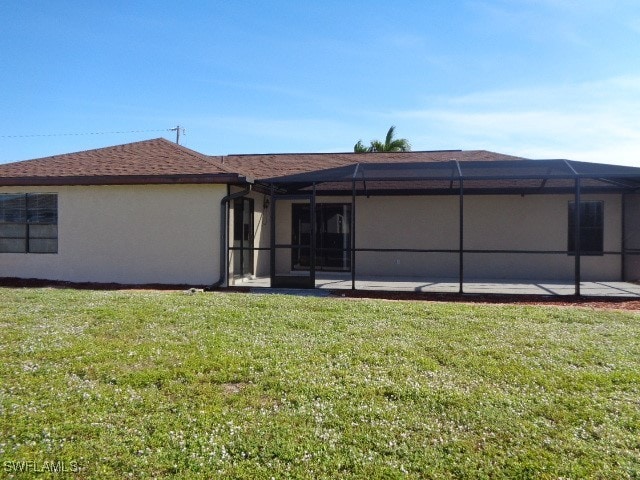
[{"x1": 228, "y1": 158, "x2": 640, "y2": 297}]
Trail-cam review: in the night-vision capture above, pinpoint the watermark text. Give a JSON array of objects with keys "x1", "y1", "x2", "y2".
[{"x1": 3, "y1": 460, "x2": 80, "y2": 474}]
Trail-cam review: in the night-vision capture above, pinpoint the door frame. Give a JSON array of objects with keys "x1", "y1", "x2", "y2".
[
  {"x1": 270, "y1": 193, "x2": 316, "y2": 288},
  {"x1": 232, "y1": 197, "x2": 255, "y2": 279}
]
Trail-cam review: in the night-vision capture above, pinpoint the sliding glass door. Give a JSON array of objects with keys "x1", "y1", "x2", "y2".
[{"x1": 292, "y1": 203, "x2": 351, "y2": 272}]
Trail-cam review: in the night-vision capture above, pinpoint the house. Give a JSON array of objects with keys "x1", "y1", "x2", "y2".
[{"x1": 1, "y1": 138, "x2": 639, "y2": 296}]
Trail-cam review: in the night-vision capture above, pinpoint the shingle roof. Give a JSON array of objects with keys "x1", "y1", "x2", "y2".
[
  {"x1": 0, "y1": 138, "x2": 245, "y2": 186},
  {"x1": 2, "y1": 139, "x2": 638, "y2": 194},
  {"x1": 221, "y1": 150, "x2": 525, "y2": 180},
  {"x1": 0, "y1": 140, "x2": 530, "y2": 187}
]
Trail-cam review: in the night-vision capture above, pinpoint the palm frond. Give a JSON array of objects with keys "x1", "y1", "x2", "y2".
[
  {"x1": 388, "y1": 139, "x2": 411, "y2": 152},
  {"x1": 353, "y1": 125, "x2": 411, "y2": 153},
  {"x1": 369, "y1": 140, "x2": 385, "y2": 152},
  {"x1": 384, "y1": 126, "x2": 396, "y2": 149},
  {"x1": 354, "y1": 140, "x2": 368, "y2": 153}
]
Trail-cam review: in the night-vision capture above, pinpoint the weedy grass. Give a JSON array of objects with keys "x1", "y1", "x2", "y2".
[{"x1": 0, "y1": 288, "x2": 639, "y2": 479}]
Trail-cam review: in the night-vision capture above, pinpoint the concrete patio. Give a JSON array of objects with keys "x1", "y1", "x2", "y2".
[{"x1": 233, "y1": 273, "x2": 640, "y2": 297}]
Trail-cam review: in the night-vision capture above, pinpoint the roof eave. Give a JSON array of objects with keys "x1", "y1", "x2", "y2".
[{"x1": 0, "y1": 173, "x2": 251, "y2": 187}]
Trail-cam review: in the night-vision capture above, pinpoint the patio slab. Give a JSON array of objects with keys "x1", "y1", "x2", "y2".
[{"x1": 233, "y1": 274, "x2": 640, "y2": 297}]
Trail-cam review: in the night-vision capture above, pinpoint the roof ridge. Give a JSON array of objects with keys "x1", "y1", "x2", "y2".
[
  {"x1": 225, "y1": 149, "x2": 465, "y2": 157},
  {"x1": 5, "y1": 137, "x2": 169, "y2": 165},
  {"x1": 0, "y1": 138, "x2": 245, "y2": 184},
  {"x1": 4, "y1": 137, "x2": 240, "y2": 176},
  {"x1": 158, "y1": 139, "x2": 238, "y2": 174}
]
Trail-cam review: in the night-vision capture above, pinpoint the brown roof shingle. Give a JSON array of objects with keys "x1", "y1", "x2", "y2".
[
  {"x1": 0, "y1": 139, "x2": 529, "y2": 187},
  {"x1": 0, "y1": 138, "x2": 245, "y2": 186},
  {"x1": 221, "y1": 150, "x2": 525, "y2": 180}
]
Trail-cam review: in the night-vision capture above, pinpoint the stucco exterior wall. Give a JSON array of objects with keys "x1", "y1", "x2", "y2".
[
  {"x1": 271, "y1": 193, "x2": 622, "y2": 281},
  {"x1": 462, "y1": 194, "x2": 621, "y2": 281},
  {"x1": 354, "y1": 195, "x2": 459, "y2": 278},
  {"x1": 253, "y1": 192, "x2": 270, "y2": 277},
  {"x1": 623, "y1": 193, "x2": 640, "y2": 281},
  {"x1": 0, "y1": 184, "x2": 226, "y2": 285},
  {"x1": 274, "y1": 197, "x2": 298, "y2": 275}
]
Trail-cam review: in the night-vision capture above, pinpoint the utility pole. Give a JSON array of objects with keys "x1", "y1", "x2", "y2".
[{"x1": 170, "y1": 125, "x2": 184, "y2": 145}]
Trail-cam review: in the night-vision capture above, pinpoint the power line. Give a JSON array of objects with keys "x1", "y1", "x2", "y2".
[{"x1": 0, "y1": 128, "x2": 173, "y2": 139}]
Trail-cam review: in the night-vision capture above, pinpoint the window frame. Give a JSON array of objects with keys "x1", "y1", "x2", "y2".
[
  {"x1": 0, "y1": 193, "x2": 58, "y2": 254},
  {"x1": 567, "y1": 200, "x2": 604, "y2": 256}
]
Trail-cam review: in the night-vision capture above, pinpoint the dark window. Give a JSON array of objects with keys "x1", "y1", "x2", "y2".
[
  {"x1": 568, "y1": 201, "x2": 603, "y2": 255},
  {"x1": 0, "y1": 193, "x2": 58, "y2": 253}
]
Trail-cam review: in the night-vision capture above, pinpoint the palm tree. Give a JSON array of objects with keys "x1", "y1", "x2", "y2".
[
  {"x1": 353, "y1": 140, "x2": 369, "y2": 153},
  {"x1": 354, "y1": 126, "x2": 411, "y2": 153}
]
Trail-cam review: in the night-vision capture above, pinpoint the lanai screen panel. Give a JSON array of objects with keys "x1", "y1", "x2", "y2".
[
  {"x1": 264, "y1": 159, "x2": 640, "y2": 195},
  {"x1": 261, "y1": 158, "x2": 640, "y2": 294}
]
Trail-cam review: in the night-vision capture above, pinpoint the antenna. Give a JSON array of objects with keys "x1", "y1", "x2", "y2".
[{"x1": 170, "y1": 125, "x2": 185, "y2": 144}]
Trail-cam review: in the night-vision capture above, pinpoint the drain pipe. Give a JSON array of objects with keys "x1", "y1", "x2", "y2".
[{"x1": 208, "y1": 185, "x2": 252, "y2": 289}]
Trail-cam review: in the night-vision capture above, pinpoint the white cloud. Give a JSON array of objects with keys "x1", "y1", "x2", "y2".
[
  {"x1": 393, "y1": 76, "x2": 640, "y2": 166},
  {"x1": 173, "y1": 75, "x2": 640, "y2": 164}
]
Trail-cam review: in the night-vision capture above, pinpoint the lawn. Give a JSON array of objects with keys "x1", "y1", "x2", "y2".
[{"x1": 0, "y1": 288, "x2": 639, "y2": 479}]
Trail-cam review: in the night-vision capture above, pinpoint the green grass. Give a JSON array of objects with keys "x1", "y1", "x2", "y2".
[{"x1": 0, "y1": 288, "x2": 639, "y2": 479}]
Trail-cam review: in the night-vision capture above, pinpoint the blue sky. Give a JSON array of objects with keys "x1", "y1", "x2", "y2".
[{"x1": 1, "y1": 1, "x2": 639, "y2": 165}]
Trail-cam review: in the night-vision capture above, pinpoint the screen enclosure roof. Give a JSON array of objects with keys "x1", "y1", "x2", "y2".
[{"x1": 260, "y1": 159, "x2": 640, "y2": 195}]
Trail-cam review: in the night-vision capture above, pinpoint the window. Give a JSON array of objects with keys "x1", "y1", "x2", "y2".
[
  {"x1": 568, "y1": 201, "x2": 603, "y2": 255},
  {"x1": 0, "y1": 193, "x2": 58, "y2": 253}
]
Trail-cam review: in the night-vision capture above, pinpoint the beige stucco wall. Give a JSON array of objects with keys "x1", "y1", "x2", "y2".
[
  {"x1": 274, "y1": 197, "x2": 297, "y2": 275},
  {"x1": 253, "y1": 192, "x2": 270, "y2": 277},
  {"x1": 0, "y1": 184, "x2": 226, "y2": 285},
  {"x1": 623, "y1": 193, "x2": 640, "y2": 281},
  {"x1": 462, "y1": 194, "x2": 621, "y2": 280},
  {"x1": 272, "y1": 193, "x2": 623, "y2": 281},
  {"x1": 354, "y1": 195, "x2": 459, "y2": 278}
]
